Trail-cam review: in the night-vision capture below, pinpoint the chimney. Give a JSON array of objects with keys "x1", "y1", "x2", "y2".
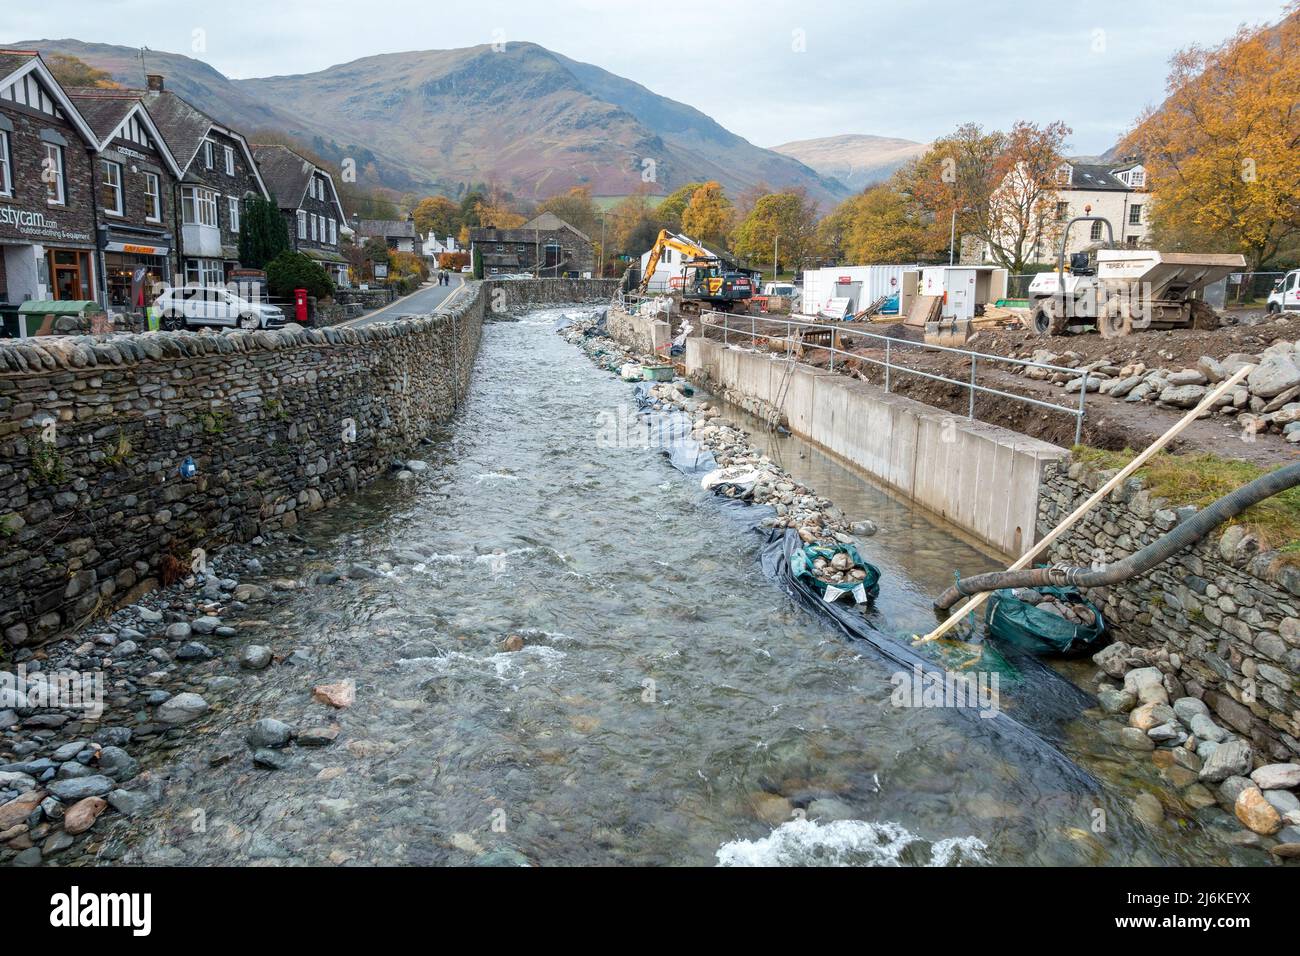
[{"x1": 146, "y1": 74, "x2": 165, "y2": 92}]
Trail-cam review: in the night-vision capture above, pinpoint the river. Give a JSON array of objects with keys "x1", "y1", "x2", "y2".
[{"x1": 101, "y1": 307, "x2": 1258, "y2": 866}]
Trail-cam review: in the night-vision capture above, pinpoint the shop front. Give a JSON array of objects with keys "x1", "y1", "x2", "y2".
[{"x1": 100, "y1": 230, "x2": 172, "y2": 328}]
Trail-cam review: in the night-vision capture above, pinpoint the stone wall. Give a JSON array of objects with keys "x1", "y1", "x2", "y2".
[
  {"x1": 0, "y1": 286, "x2": 487, "y2": 649},
  {"x1": 480, "y1": 278, "x2": 618, "y2": 315},
  {"x1": 1040, "y1": 457, "x2": 1300, "y2": 761}
]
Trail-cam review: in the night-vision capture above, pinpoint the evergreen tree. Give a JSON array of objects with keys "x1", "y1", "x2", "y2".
[{"x1": 238, "y1": 195, "x2": 291, "y2": 270}]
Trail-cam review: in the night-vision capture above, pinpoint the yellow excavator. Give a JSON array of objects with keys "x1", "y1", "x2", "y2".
[{"x1": 638, "y1": 229, "x2": 754, "y2": 312}]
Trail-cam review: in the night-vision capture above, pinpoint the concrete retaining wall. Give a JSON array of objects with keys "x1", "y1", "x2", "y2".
[
  {"x1": 481, "y1": 278, "x2": 619, "y2": 315},
  {"x1": 683, "y1": 335, "x2": 1069, "y2": 556}
]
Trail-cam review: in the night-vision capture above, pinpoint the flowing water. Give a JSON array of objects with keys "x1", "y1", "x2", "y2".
[{"x1": 103, "y1": 308, "x2": 1259, "y2": 866}]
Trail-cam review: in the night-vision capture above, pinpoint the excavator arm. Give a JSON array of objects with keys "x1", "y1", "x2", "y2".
[{"x1": 638, "y1": 229, "x2": 718, "y2": 294}]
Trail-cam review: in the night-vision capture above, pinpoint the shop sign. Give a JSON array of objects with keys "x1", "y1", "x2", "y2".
[
  {"x1": 0, "y1": 206, "x2": 93, "y2": 244},
  {"x1": 105, "y1": 241, "x2": 169, "y2": 255}
]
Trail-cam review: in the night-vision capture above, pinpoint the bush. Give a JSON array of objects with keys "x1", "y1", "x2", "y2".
[{"x1": 266, "y1": 251, "x2": 334, "y2": 301}]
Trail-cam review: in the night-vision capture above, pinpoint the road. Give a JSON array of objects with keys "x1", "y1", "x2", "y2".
[{"x1": 342, "y1": 275, "x2": 468, "y2": 328}]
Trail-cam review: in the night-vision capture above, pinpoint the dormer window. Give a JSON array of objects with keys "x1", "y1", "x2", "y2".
[
  {"x1": 1055, "y1": 164, "x2": 1073, "y2": 187},
  {"x1": 1129, "y1": 168, "x2": 1145, "y2": 188}
]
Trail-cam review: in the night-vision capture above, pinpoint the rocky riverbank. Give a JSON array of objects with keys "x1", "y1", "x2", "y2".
[
  {"x1": 0, "y1": 457, "x2": 431, "y2": 867},
  {"x1": 1089, "y1": 642, "x2": 1300, "y2": 860},
  {"x1": 560, "y1": 315, "x2": 876, "y2": 548}
]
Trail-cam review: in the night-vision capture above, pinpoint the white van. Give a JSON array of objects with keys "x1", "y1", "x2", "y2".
[{"x1": 1268, "y1": 270, "x2": 1300, "y2": 314}]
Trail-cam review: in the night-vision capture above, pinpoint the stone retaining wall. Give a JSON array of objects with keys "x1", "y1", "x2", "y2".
[
  {"x1": 1041, "y1": 458, "x2": 1300, "y2": 761},
  {"x1": 0, "y1": 287, "x2": 488, "y2": 649},
  {"x1": 480, "y1": 278, "x2": 618, "y2": 316}
]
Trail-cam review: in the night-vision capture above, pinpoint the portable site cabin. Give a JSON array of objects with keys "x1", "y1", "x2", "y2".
[
  {"x1": 801, "y1": 265, "x2": 908, "y2": 319},
  {"x1": 900, "y1": 266, "x2": 1009, "y2": 323}
]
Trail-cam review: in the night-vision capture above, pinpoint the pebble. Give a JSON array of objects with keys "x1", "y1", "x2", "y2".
[
  {"x1": 63, "y1": 796, "x2": 108, "y2": 835},
  {"x1": 155, "y1": 693, "x2": 210, "y2": 725},
  {"x1": 245, "y1": 718, "x2": 294, "y2": 749},
  {"x1": 240, "y1": 645, "x2": 273, "y2": 670}
]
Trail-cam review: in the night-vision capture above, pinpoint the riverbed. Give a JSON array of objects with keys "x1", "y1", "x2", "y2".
[{"x1": 69, "y1": 307, "x2": 1263, "y2": 866}]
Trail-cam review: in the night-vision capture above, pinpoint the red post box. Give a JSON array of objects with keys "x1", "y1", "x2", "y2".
[{"x1": 294, "y1": 288, "x2": 308, "y2": 324}]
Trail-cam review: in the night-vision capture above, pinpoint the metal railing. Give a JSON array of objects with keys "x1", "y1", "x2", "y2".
[{"x1": 701, "y1": 310, "x2": 1091, "y2": 446}]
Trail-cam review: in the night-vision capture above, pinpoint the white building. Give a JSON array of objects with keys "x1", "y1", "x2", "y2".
[
  {"x1": 988, "y1": 157, "x2": 1153, "y2": 266},
  {"x1": 422, "y1": 233, "x2": 458, "y2": 259}
]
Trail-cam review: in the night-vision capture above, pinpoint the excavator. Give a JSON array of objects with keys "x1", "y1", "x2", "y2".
[{"x1": 638, "y1": 229, "x2": 754, "y2": 313}]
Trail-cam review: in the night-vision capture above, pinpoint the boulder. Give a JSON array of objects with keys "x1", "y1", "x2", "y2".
[
  {"x1": 1250, "y1": 763, "x2": 1300, "y2": 790},
  {"x1": 1199, "y1": 737, "x2": 1252, "y2": 782},
  {"x1": 1248, "y1": 356, "x2": 1300, "y2": 398},
  {"x1": 63, "y1": 796, "x2": 108, "y2": 835},
  {"x1": 1235, "y1": 787, "x2": 1283, "y2": 835}
]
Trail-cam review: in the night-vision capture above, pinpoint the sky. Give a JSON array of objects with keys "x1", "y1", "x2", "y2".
[{"x1": 1, "y1": 0, "x2": 1290, "y2": 154}]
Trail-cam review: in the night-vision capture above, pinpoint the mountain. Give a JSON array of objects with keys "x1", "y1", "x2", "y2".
[
  {"x1": 14, "y1": 39, "x2": 848, "y2": 205},
  {"x1": 771, "y1": 134, "x2": 931, "y2": 191}
]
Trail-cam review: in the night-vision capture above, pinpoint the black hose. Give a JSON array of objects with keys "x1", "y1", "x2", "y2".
[{"x1": 934, "y1": 460, "x2": 1300, "y2": 612}]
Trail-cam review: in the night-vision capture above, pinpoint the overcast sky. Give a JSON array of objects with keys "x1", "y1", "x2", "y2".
[{"x1": 3, "y1": 0, "x2": 1289, "y2": 153}]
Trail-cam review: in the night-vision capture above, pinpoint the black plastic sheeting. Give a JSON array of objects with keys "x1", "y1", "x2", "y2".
[{"x1": 632, "y1": 380, "x2": 1101, "y2": 793}]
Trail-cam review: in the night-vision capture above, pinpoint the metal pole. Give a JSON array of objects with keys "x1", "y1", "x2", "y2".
[
  {"x1": 773, "y1": 234, "x2": 779, "y2": 286},
  {"x1": 949, "y1": 208, "x2": 957, "y2": 266},
  {"x1": 1075, "y1": 372, "x2": 1089, "y2": 446},
  {"x1": 968, "y1": 355, "x2": 976, "y2": 419},
  {"x1": 885, "y1": 337, "x2": 891, "y2": 392}
]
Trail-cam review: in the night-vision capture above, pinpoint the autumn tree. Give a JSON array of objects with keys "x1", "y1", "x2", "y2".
[
  {"x1": 412, "y1": 195, "x2": 460, "y2": 239},
  {"x1": 1121, "y1": 6, "x2": 1300, "y2": 269},
  {"x1": 655, "y1": 182, "x2": 704, "y2": 232},
  {"x1": 680, "y1": 181, "x2": 733, "y2": 250},
  {"x1": 608, "y1": 188, "x2": 658, "y2": 255},
  {"x1": 899, "y1": 120, "x2": 1070, "y2": 271},
  {"x1": 730, "y1": 190, "x2": 821, "y2": 274},
  {"x1": 536, "y1": 186, "x2": 600, "y2": 238},
  {"x1": 47, "y1": 54, "x2": 118, "y2": 89},
  {"x1": 839, "y1": 183, "x2": 935, "y2": 263}
]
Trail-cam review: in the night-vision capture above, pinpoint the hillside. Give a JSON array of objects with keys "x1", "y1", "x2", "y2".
[
  {"x1": 14, "y1": 38, "x2": 847, "y2": 205},
  {"x1": 771, "y1": 134, "x2": 930, "y2": 191}
]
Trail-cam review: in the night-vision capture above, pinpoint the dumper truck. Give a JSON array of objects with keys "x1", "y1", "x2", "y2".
[{"x1": 1027, "y1": 216, "x2": 1246, "y2": 338}]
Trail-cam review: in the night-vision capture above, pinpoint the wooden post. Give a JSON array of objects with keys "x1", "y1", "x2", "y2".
[{"x1": 915, "y1": 362, "x2": 1255, "y2": 645}]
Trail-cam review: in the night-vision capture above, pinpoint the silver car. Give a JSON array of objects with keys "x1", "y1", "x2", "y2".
[{"x1": 154, "y1": 286, "x2": 286, "y2": 331}]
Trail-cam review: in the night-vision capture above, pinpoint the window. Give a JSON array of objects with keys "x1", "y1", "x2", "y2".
[
  {"x1": 228, "y1": 196, "x2": 241, "y2": 233},
  {"x1": 310, "y1": 214, "x2": 318, "y2": 241},
  {"x1": 100, "y1": 160, "x2": 123, "y2": 215},
  {"x1": 203, "y1": 140, "x2": 214, "y2": 169},
  {"x1": 223, "y1": 145, "x2": 234, "y2": 175},
  {"x1": 1055, "y1": 201, "x2": 1069, "y2": 222},
  {"x1": 309, "y1": 177, "x2": 317, "y2": 200},
  {"x1": 184, "y1": 258, "x2": 224, "y2": 287},
  {"x1": 144, "y1": 172, "x2": 162, "y2": 222},
  {"x1": 1090, "y1": 221, "x2": 1104, "y2": 241},
  {"x1": 182, "y1": 185, "x2": 218, "y2": 226},
  {"x1": 1129, "y1": 169, "x2": 1145, "y2": 188},
  {"x1": 1129, "y1": 204, "x2": 1143, "y2": 226},
  {"x1": 0, "y1": 130, "x2": 10, "y2": 196},
  {"x1": 328, "y1": 219, "x2": 336, "y2": 244},
  {"x1": 297, "y1": 209, "x2": 307, "y2": 237},
  {"x1": 43, "y1": 143, "x2": 65, "y2": 205}
]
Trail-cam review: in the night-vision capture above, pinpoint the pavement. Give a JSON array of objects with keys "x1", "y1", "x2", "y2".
[{"x1": 341, "y1": 275, "x2": 468, "y2": 328}]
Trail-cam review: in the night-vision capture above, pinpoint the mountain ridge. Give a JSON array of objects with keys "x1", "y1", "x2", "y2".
[{"x1": 13, "y1": 38, "x2": 850, "y2": 206}]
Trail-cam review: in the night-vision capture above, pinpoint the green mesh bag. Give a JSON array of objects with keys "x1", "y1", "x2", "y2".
[
  {"x1": 790, "y1": 542, "x2": 881, "y2": 605},
  {"x1": 985, "y1": 585, "x2": 1107, "y2": 657}
]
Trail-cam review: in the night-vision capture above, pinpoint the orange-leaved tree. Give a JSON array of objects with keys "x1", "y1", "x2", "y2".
[{"x1": 1121, "y1": 5, "x2": 1300, "y2": 269}]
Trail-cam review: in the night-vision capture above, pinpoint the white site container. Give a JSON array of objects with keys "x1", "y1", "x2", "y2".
[
  {"x1": 801, "y1": 265, "x2": 908, "y2": 318},
  {"x1": 910, "y1": 265, "x2": 1010, "y2": 320}
]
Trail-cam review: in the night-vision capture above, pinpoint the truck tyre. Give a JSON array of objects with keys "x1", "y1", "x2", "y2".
[
  {"x1": 1189, "y1": 299, "x2": 1220, "y2": 331},
  {"x1": 1031, "y1": 298, "x2": 1067, "y2": 335},
  {"x1": 1266, "y1": 301, "x2": 1281, "y2": 315},
  {"x1": 1097, "y1": 300, "x2": 1133, "y2": 339}
]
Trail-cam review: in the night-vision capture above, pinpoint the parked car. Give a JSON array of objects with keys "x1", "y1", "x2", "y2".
[
  {"x1": 460, "y1": 265, "x2": 472, "y2": 273},
  {"x1": 154, "y1": 286, "x2": 287, "y2": 331}
]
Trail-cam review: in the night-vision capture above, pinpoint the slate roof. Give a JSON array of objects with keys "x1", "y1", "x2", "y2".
[
  {"x1": 0, "y1": 50, "x2": 38, "y2": 85},
  {"x1": 1062, "y1": 159, "x2": 1142, "y2": 191},
  {"x1": 357, "y1": 219, "x2": 416, "y2": 239},
  {"x1": 140, "y1": 89, "x2": 214, "y2": 171},
  {"x1": 252, "y1": 144, "x2": 310, "y2": 206},
  {"x1": 63, "y1": 88, "x2": 136, "y2": 139}
]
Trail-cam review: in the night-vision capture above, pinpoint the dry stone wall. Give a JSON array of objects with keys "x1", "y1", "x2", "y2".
[
  {"x1": 1040, "y1": 457, "x2": 1300, "y2": 761},
  {"x1": 0, "y1": 285, "x2": 486, "y2": 649}
]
